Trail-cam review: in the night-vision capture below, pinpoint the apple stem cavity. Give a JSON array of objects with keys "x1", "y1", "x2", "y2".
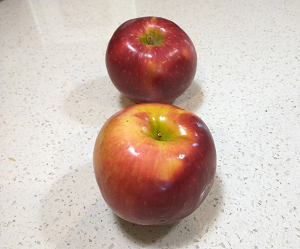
[{"x1": 140, "y1": 29, "x2": 164, "y2": 46}]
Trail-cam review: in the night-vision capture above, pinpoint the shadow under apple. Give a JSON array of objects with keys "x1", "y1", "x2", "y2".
[
  {"x1": 63, "y1": 69, "x2": 205, "y2": 128},
  {"x1": 38, "y1": 159, "x2": 222, "y2": 248},
  {"x1": 173, "y1": 78, "x2": 205, "y2": 113},
  {"x1": 118, "y1": 77, "x2": 205, "y2": 112},
  {"x1": 63, "y1": 76, "x2": 127, "y2": 127},
  {"x1": 113, "y1": 172, "x2": 223, "y2": 248},
  {"x1": 38, "y1": 161, "x2": 101, "y2": 247}
]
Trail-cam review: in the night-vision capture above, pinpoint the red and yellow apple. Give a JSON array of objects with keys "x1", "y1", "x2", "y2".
[
  {"x1": 106, "y1": 16, "x2": 197, "y2": 103},
  {"x1": 93, "y1": 103, "x2": 216, "y2": 226}
]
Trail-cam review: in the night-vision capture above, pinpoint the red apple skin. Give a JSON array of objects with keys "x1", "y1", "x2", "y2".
[
  {"x1": 93, "y1": 103, "x2": 216, "y2": 226},
  {"x1": 106, "y1": 16, "x2": 197, "y2": 104}
]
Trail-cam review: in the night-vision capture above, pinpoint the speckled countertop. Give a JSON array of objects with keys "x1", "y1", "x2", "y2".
[{"x1": 1, "y1": 0, "x2": 300, "y2": 248}]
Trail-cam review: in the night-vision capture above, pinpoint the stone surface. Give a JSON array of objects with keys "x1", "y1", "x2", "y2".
[{"x1": 1, "y1": 0, "x2": 300, "y2": 248}]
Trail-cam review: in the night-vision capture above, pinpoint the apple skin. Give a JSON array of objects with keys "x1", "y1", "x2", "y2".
[
  {"x1": 93, "y1": 103, "x2": 216, "y2": 226},
  {"x1": 106, "y1": 16, "x2": 197, "y2": 104}
]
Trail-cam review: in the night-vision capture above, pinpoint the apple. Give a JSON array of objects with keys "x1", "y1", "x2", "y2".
[
  {"x1": 93, "y1": 103, "x2": 216, "y2": 226},
  {"x1": 106, "y1": 16, "x2": 197, "y2": 104}
]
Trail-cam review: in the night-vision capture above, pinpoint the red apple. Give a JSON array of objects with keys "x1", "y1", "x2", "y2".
[
  {"x1": 93, "y1": 103, "x2": 216, "y2": 226},
  {"x1": 106, "y1": 16, "x2": 197, "y2": 103}
]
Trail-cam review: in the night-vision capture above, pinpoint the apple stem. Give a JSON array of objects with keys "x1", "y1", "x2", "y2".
[
  {"x1": 157, "y1": 133, "x2": 162, "y2": 140},
  {"x1": 147, "y1": 34, "x2": 154, "y2": 45}
]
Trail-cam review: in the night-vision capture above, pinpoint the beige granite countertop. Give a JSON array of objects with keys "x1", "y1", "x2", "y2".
[{"x1": 1, "y1": 0, "x2": 300, "y2": 248}]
